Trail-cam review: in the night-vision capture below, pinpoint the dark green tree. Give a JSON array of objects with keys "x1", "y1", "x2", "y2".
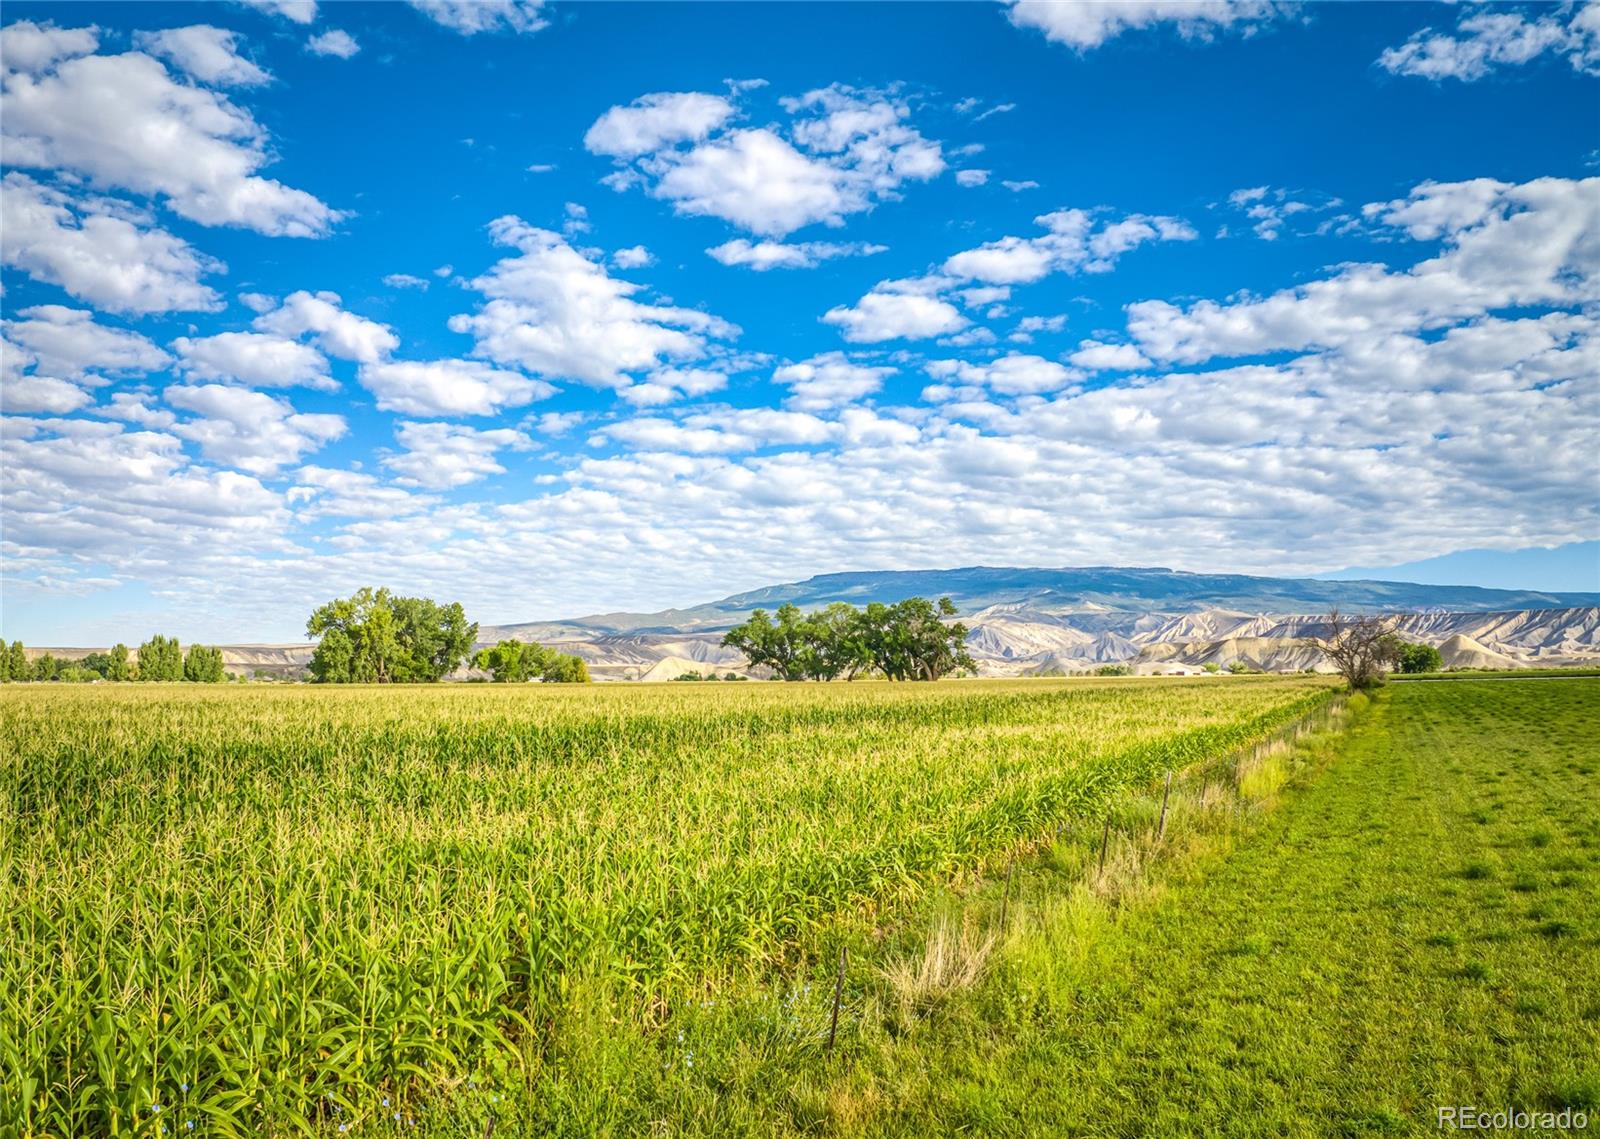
[
  {"x1": 1394, "y1": 640, "x2": 1443, "y2": 674},
  {"x1": 184, "y1": 645, "x2": 227, "y2": 683},
  {"x1": 721, "y1": 604, "x2": 814, "y2": 680},
  {"x1": 473, "y1": 639, "x2": 589, "y2": 683},
  {"x1": 105, "y1": 643, "x2": 132, "y2": 681},
  {"x1": 137, "y1": 634, "x2": 184, "y2": 681},
  {"x1": 32, "y1": 653, "x2": 59, "y2": 682},
  {"x1": 307, "y1": 588, "x2": 478, "y2": 683},
  {"x1": 5, "y1": 641, "x2": 29, "y2": 682}
]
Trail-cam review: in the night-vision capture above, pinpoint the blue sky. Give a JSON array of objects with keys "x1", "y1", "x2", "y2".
[{"x1": 2, "y1": 0, "x2": 1597, "y2": 643}]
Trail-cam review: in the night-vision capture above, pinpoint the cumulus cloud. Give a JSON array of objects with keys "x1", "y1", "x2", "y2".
[
  {"x1": 2, "y1": 41, "x2": 342, "y2": 236},
  {"x1": 408, "y1": 0, "x2": 547, "y2": 35},
  {"x1": 1378, "y1": 5, "x2": 1600, "y2": 81},
  {"x1": 822, "y1": 277, "x2": 970, "y2": 343},
  {"x1": 253, "y1": 290, "x2": 400, "y2": 362},
  {"x1": 383, "y1": 421, "x2": 533, "y2": 488},
  {"x1": 166, "y1": 383, "x2": 345, "y2": 474},
  {"x1": 356, "y1": 358, "x2": 555, "y2": 417},
  {"x1": 612, "y1": 244, "x2": 654, "y2": 269},
  {"x1": 239, "y1": 0, "x2": 317, "y2": 25},
  {"x1": 926, "y1": 353, "x2": 1079, "y2": 395},
  {"x1": 617, "y1": 367, "x2": 728, "y2": 407},
  {"x1": 1222, "y1": 184, "x2": 1345, "y2": 240},
  {"x1": 1128, "y1": 176, "x2": 1600, "y2": 364},
  {"x1": 1, "y1": 172, "x2": 224, "y2": 313},
  {"x1": 1005, "y1": 0, "x2": 1292, "y2": 50},
  {"x1": 171, "y1": 331, "x2": 335, "y2": 390},
  {"x1": 584, "y1": 91, "x2": 736, "y2": 158},
  {"x1": 827, "y1": 207, "x2": 1194, "y2": 342},
  {"x1": 134, "y1": 25, "x2": 270, "y2": 86},
  {"x1": 306, "y1": 29, "x2": 360, "y2": 58},
  {"x1": 706, "y1": 238, "x2": 886, "y2": 270},
  {"x1": 3, "y1": 304, "x2": 169, "y2": 379},
  {"x1": 448, "y1": 215, "x2": 736, "y2": 386},
  {"x1": 0, "y1": 20, "x2": 99, "y2": 73},
  {"x1": 955, "y1": 169, "x2": 990, "y2": 187},
  {"x1": 772, "y1": 352, "x2": 894, "y2": 410},
  {"x1": 383, "y1": 273, "x2": 430, "y2": 290},
  {"x1": 1068, "y1": 339, "x2": 1151, "y2": 371},
  {"x1": 588, "y1": 83, "x2": 943, "y2": 237}
]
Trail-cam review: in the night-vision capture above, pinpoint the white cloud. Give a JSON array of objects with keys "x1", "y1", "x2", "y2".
[
  {"x1": 584, "y1": 91, "x2": 736, "y2": 158},
  {"x1": 1129, "y1": 176, "x2": 1600, "y2": 364},
  {"x1": 0, "y1": 20, "x2": 99, "y2": 73},
  {"x1": 253, "y1": 290, "x2": 400, "y2": 363},
  {"x1": 822, "y1": 277, "x2": 970, "y2": 343},
  {"x1": 589, "y1": 84, "x2": 943, "y2": 237},
  {"x1": 134, "y1": 25, "x2": 270, "y2": 86},
  {"x1": 706, "y1": 238, "x2": 887, "y2": 270},
  {"x1": 2, "y1": 45, "x2": 341, "y2": 236},
  {"x1": 357, "y1": 358, "x2": 554, "y2": 418},
  {"x1": 613, "y1": 244, "x2": 654, "y2": 269},
  {"x1": 1002, "y1": 179, "x2": 1039, "y2": 192},
  {"x1": 926, "y1": 353, "x2": 1079, "y2": 395},
  {"x1": 96, "y1": 390, "x2": 177, "y2": 428},
  {"x1": 955, "y1": 169, "x2": 990, "y2": 187},
  {"x1": 1378, "y1": 6, "x2": 1599, "y2": 82},
  {"x1": 1222, "y1": 184, "x2": 1344, "y2": 240},
  {"x1": 773, "y1": 352, "x2": 894, "y2": 410},
  {"x1": 1006, "y1": 0, "x2": 1291, "y2": 50},
  {"x1": 166, "y1": 383, "x2": 346, "y2": 474},
  {"x1": 2, "y1": 416, "x2": 291, "y2": 577},
  {"x1": 617, "y1": 367, "x2": 728, "y2": 407},
  {"x1": 1068, "y1": 339, "x2": 1151, "y2": 371},
  {"x1": 383, "y1": 273, "x2": 430, "y2": 290},
  {"x1": 239, "y1": 0, "x2": 317, "y2": 25},
  {"x1": 408, "y1": 0, "x2": 548, "y2": 35},
  {"x1": 1010, "y1": 314, "x2": 1067, "y2": 342},
  {"x1": 828, "y1": 207, "x2": 1193, "y2": 343},
  {"x1": 383, "y1": 421, "x2": 532, "y2": 488},
  {"x1": 288, "y1": 465, "x2": 434, "y2": 520},
  {"x1": 0, "y1": 172, "x2": 224, "y2": 314},
  {"x1": 306, "y1": 29, "x2": 360, "y2": 58},
  {"x1": 448, "y1": 215, "x2": 736, "y2": 387},
  {"x1": 3, "y1": 304, "x2": 169, "y2": 379},
  {"x1": 172, "y1": 331, "x2": 335, "y2": 390},
  {"x1": 943, "y1": 209, "x2": 1196, "y2": 284},
  {"x1": 3, "y1": 372, "x2": 92, "y2": 414}
]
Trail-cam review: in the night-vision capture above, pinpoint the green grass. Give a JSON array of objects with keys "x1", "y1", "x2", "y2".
[{"x1": 633, "y1": 677, "x2": 1594, "y2": 1138}]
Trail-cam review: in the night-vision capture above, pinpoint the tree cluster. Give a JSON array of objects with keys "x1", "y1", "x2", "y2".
[
  {"x1": 473, "y1": 639, "x2": 591, "y2": 683},
  {"x1": 722, "y1": 596, "x2": 976, "y2": 681},
  {"x1": 307, "y1": 588, "x2": 478, "y2": 683},
  {"x1": 0, "y1": 637, "x2": 228, "y2": 682}
]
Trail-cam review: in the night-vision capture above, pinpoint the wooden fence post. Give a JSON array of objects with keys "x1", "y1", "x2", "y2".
[
  {"x1": 826, "y1": 945, "x2": 847, "y2": 1053},
  {"x1": 1098, "y1": 819, "x2": 1111, "y2": 876},
  {"x1": 999, "y1": 855, "x2": 1016, "y2": 931},
  {"x1": 1157, "y1": 770, "x2": 1173, "y2": 839}
]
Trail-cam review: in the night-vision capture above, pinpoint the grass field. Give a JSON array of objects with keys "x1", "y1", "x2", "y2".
[
  {"x1": 646, "y1": 678, "x2": 1593, "y2": 1138},
  {"x1": 1, "y1": 677, "x2": 1334, "y2": 1136}
]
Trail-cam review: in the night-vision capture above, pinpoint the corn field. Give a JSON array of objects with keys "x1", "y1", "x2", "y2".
[{"x1": 1, "y1": 677, "x2": 1334, "y2": 1135}]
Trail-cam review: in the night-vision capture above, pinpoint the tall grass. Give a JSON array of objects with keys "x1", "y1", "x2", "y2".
[{"x1": 0, "y1": 677, "x2": 1334, "y2": 1135}]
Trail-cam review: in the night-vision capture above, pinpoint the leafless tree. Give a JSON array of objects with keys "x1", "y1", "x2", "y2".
[{"x1": 1306, "y1": 609, "x2": 1400, "y2": 690}]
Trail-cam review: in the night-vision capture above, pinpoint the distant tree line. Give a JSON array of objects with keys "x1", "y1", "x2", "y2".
[
  {"x1": 0, "y1": 636, "x2": 230, "y2": 683},
  {"x1": 722, "y1": 596, "x2": 976, "y2": 681}
]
